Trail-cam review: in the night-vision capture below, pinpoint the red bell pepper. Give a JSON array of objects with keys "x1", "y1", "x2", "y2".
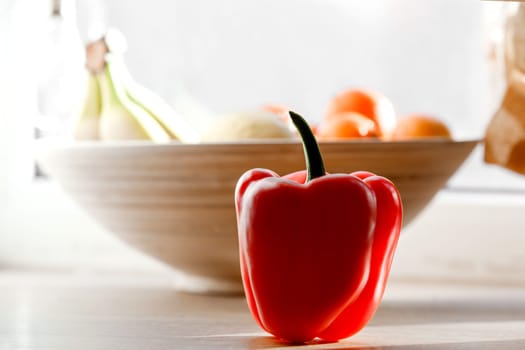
[{"x1": 235, "y1": 111, "x2": 403, "y2": 343}]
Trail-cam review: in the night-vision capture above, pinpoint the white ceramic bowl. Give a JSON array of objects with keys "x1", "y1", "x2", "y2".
[{"x1": 37, "y1": 139, "x2": 478, "y2": 293}]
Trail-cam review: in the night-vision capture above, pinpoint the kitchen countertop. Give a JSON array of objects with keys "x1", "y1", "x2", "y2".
[{"x1": 0, "y1": 270, "x2": 524, "y2": 349}]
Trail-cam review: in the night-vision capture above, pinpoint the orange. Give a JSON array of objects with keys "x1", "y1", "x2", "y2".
[
  {"x1": 391, "y1": 114, "x2": 452, "y2": 140},
  {"x1": 262, "y1": 104, "x2": 288, "y2": 118},
  {"x1": 316, "y1": 112, "x2": 378, "y2": 141},
  {"x1": 324, "y1": 88, "x2": 396, "y2": 138}
]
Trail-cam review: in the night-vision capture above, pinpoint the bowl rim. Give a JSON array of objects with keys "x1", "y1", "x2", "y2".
[{"x1": 36, "y1": 138, "x2": 482, "y2": 151}]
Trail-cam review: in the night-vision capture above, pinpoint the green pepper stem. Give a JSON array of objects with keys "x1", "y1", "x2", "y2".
[{"x1": 289, "y1": 111, "x2": 326, "y2": 182}]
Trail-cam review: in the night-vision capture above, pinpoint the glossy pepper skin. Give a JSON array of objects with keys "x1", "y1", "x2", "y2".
[{"x1": 235, "y1": 112, "x2": 403, "y2": 343}]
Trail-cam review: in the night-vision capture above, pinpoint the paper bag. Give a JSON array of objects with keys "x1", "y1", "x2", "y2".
[
  {"x1": 485, "y1": 79, "x2": 525, "y2": 175},
  {"x1": 485, "y1": 4, "x2": 525, "y2": 175}
]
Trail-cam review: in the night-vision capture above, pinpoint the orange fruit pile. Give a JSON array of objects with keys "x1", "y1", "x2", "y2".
[
  {"x1": 261, "y1": 88, "x2": 452, "y2": 142},
  {"x1": 319, "y1": 88, "x2": 452, "y2": 141}
]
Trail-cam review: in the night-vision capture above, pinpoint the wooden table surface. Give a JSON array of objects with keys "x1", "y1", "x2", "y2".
[{"x1": 0, "y1": 270, "x2": 524, "y2": 349}]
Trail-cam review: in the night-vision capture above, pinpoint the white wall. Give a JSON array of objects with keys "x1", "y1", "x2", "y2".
[{"x1": 95, "y1": 0, "x2": 489, "y2": 139}]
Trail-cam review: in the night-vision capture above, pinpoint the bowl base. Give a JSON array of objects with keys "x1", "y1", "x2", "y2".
[{"x1": 173, "y1": 272, "x2": 244, "y2": 296}]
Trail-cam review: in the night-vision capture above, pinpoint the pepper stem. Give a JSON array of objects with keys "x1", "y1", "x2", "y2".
[{"x1": 289, "y1": 111, "x2": 326, "y2": 182}]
